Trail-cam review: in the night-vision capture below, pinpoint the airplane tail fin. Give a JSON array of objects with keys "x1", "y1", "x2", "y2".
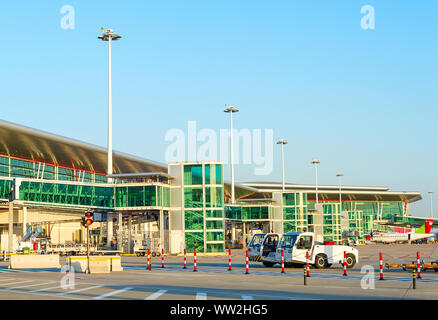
[{"x1": 415, "y1": 220, "x2": 433, "y2": 234}]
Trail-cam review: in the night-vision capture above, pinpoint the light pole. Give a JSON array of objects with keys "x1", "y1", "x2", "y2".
[
  {"x1": 277, "y1": 139, "x2": 288, "y2": 191},
  {"x1": 312, "y1": 159, "x2": 320, "y2": 206},
  {"x1": 336, "y1": 172, "x2": 343, "y2": 213},
  {"x1": 428, "y1": 191, "x2": 434, "y2": 219},
  {"x1": 224, "y1": 105, "x2": 239, "y2": 204},
  {"x1": 98, "y1": 28, "x2": 121, "y2": 183}
]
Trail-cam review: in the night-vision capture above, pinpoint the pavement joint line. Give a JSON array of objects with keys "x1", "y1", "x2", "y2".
[
  {"x1": 0, "y1": 280, "x2": 34, "y2": 287},
  {"x1": 31, "y1": 285, "x2": 64, "y2": 293},
  {"x1": 6, "y1": 281, "x2": 57, "y2": 290},
  {"x1": 0, "y1": 286, "x2": 85, "y2": 300},
  {"x1": 57, "y1": 285, "x2": 105, "y2": 296},
  {"x1": 145, "y1": 289, "x2": 168, "y2": 300},
  {"x1": 93, "y1": 287, "x2": 133, "y2": 300}
]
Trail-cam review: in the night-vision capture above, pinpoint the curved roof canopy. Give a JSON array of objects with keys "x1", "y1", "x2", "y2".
[{"x1": 0, "y1": 119, "x2": 167, "y2": 174}]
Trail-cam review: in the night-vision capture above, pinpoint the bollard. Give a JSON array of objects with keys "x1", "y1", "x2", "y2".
[
  {"x1": 161, "y1": 248, "x2": 165, "y2": 268},
  {"x1": 343, "y1": 251, "x2": 347, "y2": 276},
  {"x1": 379, "y1": 252, "x2": 384, "y2": 280},
  {"x1": 281, "y1": 249, "x2": 285, "y2": 273},
  {"x1": 413, "y1": 268, "x2": 416, "y2": 289},
  {"x1": 417, "y1": 252, "x2": 422, "y2": 279},
  {"x1": 245, "y1": 250, "x2": 249, "y2": 274},
  {"x1": 183, "y1": 248, "x2": 187, "y2": 269},
  {"x1": 228, "y1": 249, "x2": 232, "y2": 271},
  {"x1": 306, "y1": 251, "x2": 310, "y2": 277},
  {"x1": 304, "y1": 265, "x2": 307, "y2": 285},
  {"x1": 193, "y1": 249, "x2": 197, "y2": 272},
  {"x1": 147, "y1": 249, "x2": 151, "y2": 271}
]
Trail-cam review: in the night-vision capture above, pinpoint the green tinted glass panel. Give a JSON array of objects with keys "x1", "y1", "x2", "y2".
[
  {"x1": 206, "y1": 231, "x2": 224, "y2": 241},
  {"x1": 184, "y1": 165, "x2": 203, "y2": 185},
  {"x1": 204, "y1": 164, "x2": 223, "y2": 185},
  {"x1": 283, "y1": 193, "x2": 295, "y2": 206},
  {"x1": 185, "y1": 232, "x2": 204, "y2": 253},
  {"x1": 206, "y1": 243, "x2": 224, "y2": 253},
  {"x1": 225, "y1": 206, "x2": 241, "y2": 220},
  {"x1": 184, "y1": 210, "x2": 203, "y2": 230},
  {"x1": 115, "y1": 186, "x2": 156, "y2": 207},
  {"x1": 19, "y1": 181, "x2": 113, "y2": 208},
  {"x1": 206, "y1": 220, "x2": 224, "y2": 230},
  {"x1": 206, "y1": 209, "x2": 223, "y2": 218},
  {"x1": 184, "y1": 187, "x2": 203, "y2": 208},
  {"x1": 205, "y1": 187, "x2": 223, "y2": 208},
  {"x1": 0, "y1": 179, "x2": 12, "y2": 199}
]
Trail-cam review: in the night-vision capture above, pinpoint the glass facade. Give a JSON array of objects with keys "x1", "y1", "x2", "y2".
[
  {"x1": 19, "y1": 181, "x2": 114, "y2": 208},
  {"x1": 0, "y1": 178, "x2": 12, "y2": 200},
  {"x1": 204, "y1": 164, "x2": 222, "y2": 185},
  {"x1": 0, "y1": 155, "x2": 107, "y2": 183},
  {"x1": 184, "y1": 165, "x2": 203, "y2": 185},
  {"x1": 282, "y1": 192, "x2": 308, "y2": 233},
  {"x1": 115, "y1": 185, "x2": 157, "y2": 207},
  {"x1": 182, "y1": 163, "x2": 225, "y2": 253},
  {"x1": 322, "y1": 203, "x2": 342, "y2": 243}
]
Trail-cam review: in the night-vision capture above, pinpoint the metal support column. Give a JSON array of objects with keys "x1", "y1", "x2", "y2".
[
  {"x1": 8, "y1": 202, "x2": 13, "y2": 253},
  {"x1": 117, "y1": 212, "x2": 122, "y2": 252},
  {"x1": 107, "y1": 212, "x2": 113, "y2": 249},
  {"x1": 22, "y1": 206, "x2": 27, "y2": 237},
  {"x1": 127, "y1": 215, "x2": 132, "y2": 254},
  {"x1": 159, "y1": 209, "x2": 164, "y2": 252}
]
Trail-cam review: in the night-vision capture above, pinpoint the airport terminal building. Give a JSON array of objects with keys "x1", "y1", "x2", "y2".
[{"x1": 0, "y1": 120, "x2": 430, "y2": 254}]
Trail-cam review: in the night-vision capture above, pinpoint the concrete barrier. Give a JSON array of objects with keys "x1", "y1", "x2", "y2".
[
  {"x1": 68, "y1": 256, "x2": 122, "y2": 273},
  {"x1": 109, "y1": 256, "x2": 123, "y2": 272},
  {"x1": 9, "y1": 254, "x2": 61, "y2": 269}
]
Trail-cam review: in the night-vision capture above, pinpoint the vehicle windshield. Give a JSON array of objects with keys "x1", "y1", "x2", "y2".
[
  {"x1": 249, "y1": 234, "x2": 265, "y2": 247},
  {"x1": 279, "y1": 235, "x2": 298, "y2": 248}
]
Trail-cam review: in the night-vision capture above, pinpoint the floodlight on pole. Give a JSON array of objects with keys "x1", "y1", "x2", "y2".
[
  {"x1": 428, "y1": 191, "x2": 434, "y2": 219},
  {"x1": 98, "y1": 28, "x2": 121, "y2": 183},
  {"x1": 312, "y1": 159, "x2": 320, "y2": 205},
  {"x1": 277, "y1": 139, "x2": 288, "y2": 191},
  {"x1": 224, "y1": 105, "x2": 239, "y2": 204}
]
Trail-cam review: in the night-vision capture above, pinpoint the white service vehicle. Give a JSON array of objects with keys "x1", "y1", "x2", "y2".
[
  {"x1": 261, "y1": 232, "x2": 359, "y2": 269},
  {"x1": 247, "y1": 233, "x2": 280, "y2": 262}
]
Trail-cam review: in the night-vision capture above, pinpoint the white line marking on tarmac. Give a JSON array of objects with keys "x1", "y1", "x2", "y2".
[
  {"x1": 30, "y1": 285, "x2": 63, "y2": 293},
  {"x1": 6, "y1": 281, "x2": 56, "y2": 290},
  {"x1": 0, "y1": 280, "x2": 34, "y2": 287},
  {"x1": 0, "y1": 278, "x2": 15, "y2": 282},
  {"x1": 93, "y1": 287, "x2": 133, "y2": 300},
  {"x1": 241, "y1": 295, "x2": 254, "y2": 300},
  {"x1": 57, "y1": 285, "x2": 104, "y2": 296},
  {"x1": 145, "y1": 289, "x2": 168, "y2": 300},
  {"x1": 196, "y1": 292, "x2": 207, "y2": 300}
]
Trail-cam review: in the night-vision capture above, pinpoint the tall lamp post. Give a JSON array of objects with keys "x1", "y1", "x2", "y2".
[
  {"x1": 428, "y1": 191, "x2": 434, "y2": 219},
  {"x1": 277, "y1": 139, "x2": 288, "y2": 191},
  {"x1": 336, "y1": 172, "x2": 343, "y2": 213},
  {"x1": 98, "y1": 28, "x2": 121, "y2": 183},
  {"x1": 312, "y1": 159, "x2": 320, "y2": 206},
  {"x1": 224, "y1": 105, "x2": 239, "y2": 204}
]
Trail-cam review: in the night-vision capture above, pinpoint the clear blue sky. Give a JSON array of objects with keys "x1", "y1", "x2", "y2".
[{"x1": 0, "y1": 1, "x2": 437, "y2": 217}]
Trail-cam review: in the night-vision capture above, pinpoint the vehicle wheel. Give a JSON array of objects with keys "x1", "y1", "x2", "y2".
[
  {"x1": 346, "y1": 254, "x2": 356, "y2": 268},
  {"x1": 152, "y1": 252, "x2": 156, "y2": 257},
  {"x1": 314, "y1": 254, "x2": 327, "y2": 269},
  {"x1": 263, "y1": 261, "x2": 275, "y2": 267},
  {"x1": 136, "y1": 252, "x2": 141, "y2": 257}
]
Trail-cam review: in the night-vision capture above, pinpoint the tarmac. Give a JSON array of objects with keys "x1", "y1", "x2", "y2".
[{"x1": 0, "y1": 244, "x2": 436, "y2": 300}]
